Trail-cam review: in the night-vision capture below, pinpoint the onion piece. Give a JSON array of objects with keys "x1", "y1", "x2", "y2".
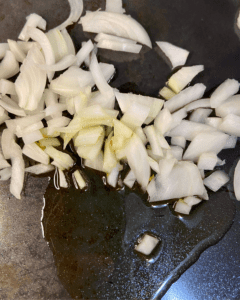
[
  {"x1": 27, "y1": 27, "x2": 55, "y2": 81},
  {"x1": 7, "y1": 40, "x2": 26, "y2": 63},
  {"x1": 25, "y1": 164, "x2": 54, "y2": 174},
  {"x1": 171, "y1": 136, "x2": 186, "y2": 149},
  {"x1": 144, "y1": 126, "x2": 163, "y2": 157},
  {"x1": 123, "y1": 170, "x2": 136, "y2": 188},
  {"x1": 148, "y1": 161, "x2": 205, "y2": 202},
  {"x1": 168, "y1": 107, "x2": 187, "y2": 131},
  {"x1": 170, "y1": 146, "x2": 183, "y2": 160},
  {"x1": 184, "y1": 196, "x2": 202, "y2": 206},
  {"x1": 55, "y1": 0, "x2": 83, "y2": 31},
  {"x1": 22, "y1": 143, "x2": 50, "y2": 165},
  {"x1": 17, "y1": 41, "x2": 36, "y2": 54},
  {"x1": 0, "y1": 43, "x2": 10, "y2": 60},
  {"x1": 46, "y1": 28, "x2": 69, "y2": 62},
  {"x1": 223, "y1": 135, "x2": 237, "y2": 149},
  {"x1": 134, "y1": 127, "x2": 147, "y2": 145},
  {"x1": 45, "y1": 146, "x2": 74, "y2": 170},
  {"x1": 125, "y1": 134, "x2": 150, "y2": 191},
  {"x1": 154, "y1": 108, "x2": 172, "y2": 135},
  {"x1": 203, "y1": 170, "x2": 229, "y2": 192},
  {"x1": 50, "y1": 63, "x2": 115, "y2": 97},
  {"x1": 111, "y1": 119, "x2": 133, "y2": 151},
  {"x1": 39, "y1": 138, "x2": 61, "y2": 148},
  {"x1": 219, "y1": 114, "x2": 240, "y2": 136},
  {"x1": 115, "y1": 92, "x2": 164, "y2": 124},
  {"x1": 189, "y1": 108, "x2": 213, "y2": 124},
  {"x1": 15, "y1": 45, "x2": 47, "y2": 111},
  {"x1": 18, "y1": 13, "x2": 47, "y2": 41},
  {"x1": 135, "y1": 233, "x2": 159, "y2": 256},
  {"x1": 198, "y1": 152, "x2": 218, "y2": 170},
  {"x1": 74, "y1": 126, "x2": 104, "y2": 147},
  {"x1": 75, "y1": 40, "x2": 94, "y2": 67},
  {"x1": 95, "y1": 33, "x2": 136, "y2": 44},
  {"x1": 156, "y1": 41, "x2": 189, "y2": 69},
  {"x1": 234, "y1": 160, "x2": 240, "y2": 201},
  {"x1": 215, "y1": 95, "x2": 240, "y2": 117},
  {"x1": 0, "y1": 152, "x2": 10, "y2": 169},
  {"x1": 183, "y1": 131, "x2": 229, "y2": 162},
  {"x1": 167, "y1": 120, "x2": 217, "y2": 141},
  {"x1": 107, "y1": 164, "x2": 120, "y2": 187},
  {"x1": 84, "y1": 151, "x2": 104, "y2": 172},
  {"x1": 73, "y1": 170, "x2": 86, "y2": 189},
  {"x1": 97, "y1": 40, "x2": 142, "y2": 53},
  {"x1": 205, "y1": 117, "x2": 222, "y2": 129},
  {"x1": 164, "y1": 83, "x2": 206, "y2": 113},
  {"x1": 147, "y1": 156, "x2": 160, "y2": 173},
  {"x1": 22, "y1": 130, "x2": 44, "y2": 145},
  {"x1": 0, "y1": 50, "x2": 19, "y2": 80},
  {"x1": 58, "y1": 168, "x2": 68, "y2": 188},
  {"x1": 210, "y1": 78, "x2": 239, "y2": 108},
  {"x1": 80, "y1": 11, "x2": 152, "y2": 48},
  {"x1": 44, "y1": 103, "x2": 67, "y2": 117},
  {"x1": 0, "y1": 79, "x2": 16, "y2": 96},
  {"x1": 105, "y1": 0, "x2": 125, "y2": 14},
  {"x1": 1, "y1": 129, "x2": 17, "y2": 159},
  {"x1": 89, "y1": 53, "x2": 115, "y2": 107},
  {"x1": 38, "y1": 54, "x2": 77, "y2": 72},
  {"x1": 174, "y1": 200, "x2": 191, "y2": 215},
  {"x1": 0, "y1": 168, "x2": 11, "y2": 181},
  {"x1": 76, "y1": 133, "x2": 104, "y2": 161},
  {"x1": 168, "y1": 65, "x2": 204, "y2": 93},
  {"x1": 185, "y1": 98, "x2": 211, "y2": 112},
  {"x1": 10, "y1": 154, "x2": 25, "y2": 199},
  {"x1": 159, "y1": 86, "x2": 176, "y2": 100},
  {"x1": 0, "y1": 95, "x2": 26, "y2": 117},
  {"x1": 61, "y1": 28, "x2": 76, "y2": 55}
]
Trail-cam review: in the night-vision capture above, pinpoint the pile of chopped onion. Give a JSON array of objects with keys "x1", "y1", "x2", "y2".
[{"x1": 0, "y1": 0, "x2": 238, "y2": 222}]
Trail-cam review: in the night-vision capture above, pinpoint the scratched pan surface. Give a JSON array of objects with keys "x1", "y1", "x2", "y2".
[{"x1": 2, "y1": 0, "x2": 240, "y2": 299}]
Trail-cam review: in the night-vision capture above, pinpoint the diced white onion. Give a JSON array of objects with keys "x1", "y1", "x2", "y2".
[
  {"x1": 22, "y1": 143, "x2": 50, "y2": 165},
  {"x1": 215, "y1": 95, "x2": 240, "y2": 117},
  {"x1": 198, "y1": 152, "x2": 218, "y2": 170},
  {"x1": 0, "y1": 50, "x2": 19, "y2": 80},
  {"x1": 219, "y1": 114, "x2": 240, "y2": 136},
  {"x1": 0, "y1": 79, "x2": 16, "y2": 96},
  {"x1": 0, "y1": 167, "x2": 11, "y2": 181},
  {"x1": 135, "y1": 234, "x2": 159, "y2": 255},
  {"x1": 171, "y1": 136, "x2": 186, "y2": 148},
  {"x1": 8, "y1": 40, "x2": 26, "y2": 63},
  {"x1": 203, "y1": 170, "x2": 229, "y2": 192},
  {"x1": 105, "y1": 0, "x2": 125, "y2": 14},
  {"x1": 58, "y1": 168, "x2": 68, "y2": 188},
  {"x1": 0, "y1": 43, "x2": 10, "y2": 60},
  {"x1": 25, "y1": 164, "x2": 54, "y2": 174},
  {"x1": 73, "y1": 170, "x2": 86, "y2": 189},
  {"x1": 75, "y1": 39, "x2": 94, "y2": 67},
  {"x1": 174, "y1": 200, "x2": 191, "y2": 215},
  {"x1": 223, "y1": 135, "x2": 237, "y2": 149},
  {"x1": 10, "y1": 155, "x2": 25, "y2": 199},
  {"x1": 234, "y1": 160, "x2": 240, "y2": 201},
  {"x1": 38, "y1": 54, "x2": 77, "y2": 72},
  {"x1": 97, "y1": 39, "x2": 142, "y2": 53}
]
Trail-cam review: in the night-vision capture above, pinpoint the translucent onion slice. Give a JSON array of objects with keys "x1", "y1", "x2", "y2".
[
  {"x1": 0, "y1": 79, "x2": 16, "y2": 95},
  {"x1": 164, "y1": 83, "x2": 206, "y2": 113},
  {"x1": 183, "y1": 131, "x2": 229, "y2": 162},
  {"x1": 74, "y1": 126, "x2": 104, "y2": 147},
  {"x1": 76, "y1": 133, "x2": 105, "y2": 161},
  {"x1": 8, "y1": 40, "x2": 26, "y2": 63},
  {"x1": 75, "y1": 39, "x2": 94, "y2": 67},
  {"x1": 147, "y1": 156, "x2": 160, "y2": 173},
  {"x1": 210, "y1": 78, "x2": 239, "y2": 108},
  {"x1": 58, "y1": 168, "x2": 68, "y2": 188},
  {"x1": 168, "y1": 107, "x2": 187, "y2": 131},
  {"x1": 203, "y1": 170, "x2": 229, "y2": 192},
  {"x1": 46, "y1": 28, "x2": 69, "y2": 62},
  {"x1": 0, "y1": 95, "x2": 26, "y2": 117},
  {"x1": 125, "y1": 134, "x2": 150, "y2": 190},
  {"x1": 105, "y1": 0, "x2": 125, "y2": 14},
  {"x1": 22, "y1": 143, "x2": 50, "y2": 165},
  {"x1": 27, "y1": 27, "x2": 55, "y2": 81},
  {"x1": 25, "y1": 164, "x2": 55, "y2": 174},
  {"x1": 39, "y1": 138, "x2": 61, "y2": 148},
  {"x1": 156, "y1": 41, "x2": 189, "y2": 69},
  {"x1": 159, "y1": 86, "x2": 176, "y2": 100},
  {"x1": 18, "y1": 13, "x2": 47, "y2": 41},
  {"x1": 84, "y1": 151, "x2": 104, "y2": 172},
  {"x1": 97, "y1": 40, "x2": 142, "y2": 53},
  {"x1": 73, "y1": 170, "x2": 86, "y2": 189},
  {"x1": 0, "y1": 50, "x2": 19, "y2": 80},
  {"x1": 95, "y1": 33, "x2": 136, "y2": 44},
  {"x1": 55, "y1": 0, "x2": 83, "y2": 30},
  {"x1": 61, "y1": 28, "x2": 76, "y2": 55},
  {"x1": 168, "y1": 65, "x2": 204, "y2": 93},
  {"x1": 38, "y1": 54, "x2": 77, "y2": 72},
  {"x1": 15, "y1": 45, "x2": 47, "y2": 111},
  {"x1": 80, "y1": 11, "x2": 152, "y2": 48},
  {"x1": 44, "y1": 146, "x2": 74, "y2": 170}
]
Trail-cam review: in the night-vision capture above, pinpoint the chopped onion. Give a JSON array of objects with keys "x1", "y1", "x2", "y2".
[
  {"x1": 27, "y1": 27, "x2": 55, "y2": 81},
  {"x1": 144, "y1": 126, "x2": 163, "y2": 157},
  {"x1": 159, "y1": 86, "x2": 176, "y2": 100},
  {"x1": 164, "y1": 83, "x2": 206, "y2": 113},
  {"x1": 169, "y1": 107, "x2": 187, "y2": 131},
  {"x1": 0, "y1": 95, "x2": 26, "y2": 117},
  {"x1": 0, "y1": 168, "x2": 11, "y2": 181},
  {"x1": 234, "y1": 160, "x2": 240, "y2": 201},
  {"x1": 0, "y1": 43, "x2": 10, "y2": 60},
  {"x1": 171, "y1": 136, "x2": 186, "y2": 149},
  {"x1": 22, "y1": 143, "x2": 50, "y2": 165},
  {"x1": 189, "y1": 108, "x2": 213, "y2": 124},
  {"x1": 0, "y1": 152, "x2": 10, "y2": 169},
  {"x1": 22, "y1": 130, "x2": 43, "y2": 145},
  {"x1": 156, "y1": 41, "x2": 189, "y2": 69},
  {"x1": 147, "y1": 156, "x2": 160, "y2": 173},
  {"x1": 8, "y1": 40, "x2": 26, "y2": 63},
  {"x1": 168, "y1": 65, "x2": 204, "y2": 93},
  {"x1": 123, "y1": 169, "x2": 136, "y2": 188},
  {"x1": 174, "y1": 200, "x2": 191, "y2": 215},
  {"x1": 1, "y1": 129, "x2": 18, "y2": 159},
  {"x1": 84, "y1": 151, "x2": 104, "y2": 172},
  {"x1": 17, "y1": 41, "x2": 36, "y2": 54},
  {"x1": 97, "y1": 39, "x2": 142, "y2": 53},
  {"x1": 80, "y1": 11, "x2": 152, "y2": 48},
  {"x1": 25, "y1": 164, "x2": 54, "y2": 174},
  {"x1": 184, "y1": 196, "x2": 202, "y2": 206},
  {"x1": 45, "y1": 146, "x2": 74, "y2": 170},
  {"x1": 223, "y1": 135, "x2": 237, "y2": 149},
  {"x1": 203, "y1": 170, "x2": 229, "y2": 192},
  {"x1": 0, "y1": 50, "x2": 19, "y2": 80},
  {"x1": 154, "y1": 108, "x2": 172, "y2": 135},
  {"x1": 219, "y1": 114, "x2": 240, "y2": 136},
  {"x1": 135, "y1": 233, "x2": 159, "y2": 255},
  {"x1": 55, "y1": 0, "x2": 83, "y2": 30},
  {"x1": 38, "y1": 54, "x2": 77, "y2": 72},
  {"x1": 61, "y1": 28, "x2": 76, "y2": 55},
  {"x1": 170, "y1": 146, "x2": 183, "y2": 160},
  {"x1": 46, "y1": 28, "x2": 69, "y2": 63},
  {"x1": 10, "y1": 154, "x2": 25, "y2": 199},
  {"x1": 215, "y1": 95, "x2": 240, "y2": 117},
  {"x1": 105, "y1": 0, "x2": 125, "y2": 14},
  {"x1": 183, "y1": 131, "x2": 229, "y2": 162},
  {"x1": 76, "y1": 132, "x2": 104, "y2": 161},
  {"x1": 44, "y1": 103, "x2": 67, "y2": 117},
  {"x1": 107, "y1": 164, "x2": 120, "y2": 187},
  {"x1": 75, "y1": 39, "x2": 94, "y2": 67},
  {"x1": 74, "y1": 126, "x2": 104, "y2": 147},
  {"x1": 0, "y1": 79, "x2": 16, "y2": 96},
  {"x1": 72, "y1": 170, "x2": 86, "y2": 189},
  {"x1": 210, "y1": 78, "x2": 239, "y2": 108},
  {"x1": 58, "y1": 168, "x2": 68, "y2": 188},
  {"x1": 18, "y1": 13, "x2": 47, "y2": 41},
  {"x1": 95, "y1": 33, "x2": 136, "y2": 44},
  {"x1": 185, "y1": 98, "x2": 211, "y2": 112},
  {"x1": 198, "y1": 152, "x2": 218, "y2": 170},
  {"x1": 205, "y1": 117, "x2": 222, "y2": 129}
]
